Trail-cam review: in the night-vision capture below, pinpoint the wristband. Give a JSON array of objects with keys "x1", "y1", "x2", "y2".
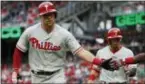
[
  {"x1": 91, "y1": 64, "x2": 100, "y2": 73},
  {"x1": 89, "y1": 74, "x2": 96, "y2": 81},
  {"x1": 124, "y1": 57, "x2": 135, "y2": 64},
  {"x1": 92, "y1": 58, "x2": 103, "y2": 66}
]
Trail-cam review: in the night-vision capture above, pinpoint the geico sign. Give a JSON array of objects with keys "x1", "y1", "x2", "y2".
[
  {"x1": 1, "y1": 27, "x2": 22, "y2": 39},
  {"x1": 116, "y1": 12, "x2": 145, "y2": 26}
]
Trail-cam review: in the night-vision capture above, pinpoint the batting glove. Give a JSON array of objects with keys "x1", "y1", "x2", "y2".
[
  {"x1": 125, "y1": 68, "x2": 137, "y2": 77},
  {"x1": 109, "y1": 58, "x2": 125, "y2": 70},
  {"x1": 101, "y1": 58, "x2": 115, "y2": 71}
]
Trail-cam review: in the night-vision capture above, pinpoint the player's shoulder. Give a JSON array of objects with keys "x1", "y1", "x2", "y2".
[
  {"x1": 121, "y1": 46, "x2": 134, "y2": 56},
  {"x1": 24, "y1": 23, "x2": 40, "y2": 33},
  {"x1": 122, "y1": 46, "x2": 133, "y2": 55},
  {"x1": 97, "y1": 46, "x2": 109, "y2": 53},
  {"x1": 121, "y1": 46, "x2": 133, "y2": 54},
  {"x1": 55, "y1": 24, "x2": 73, "y2": 36}
]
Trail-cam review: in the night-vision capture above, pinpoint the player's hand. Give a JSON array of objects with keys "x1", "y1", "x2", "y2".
[
  {"x1": 12, "y1": 71, "x2": 18, "y2": 83},
  {"x1": 101, "y1": 58, "x2": 115, "y2": 71},
  {"x1": 109, "y1": 58, "x2": 125, "y2": 70},
  {"x1": 125, "y1": 68, "x2": 136, "y2": 77},
  {"x1": 12, "y1": 71, "x2": 22, "y2": 84}
]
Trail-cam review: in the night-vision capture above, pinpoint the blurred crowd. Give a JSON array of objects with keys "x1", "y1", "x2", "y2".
[
  {"x1": 1, "y1": 64, "x2": 31, "y2": 84},
  {"x1": 1, "y1": 1, "x2": 68, "y2": 28}
]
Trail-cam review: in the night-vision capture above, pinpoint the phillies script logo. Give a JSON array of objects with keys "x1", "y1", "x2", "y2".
[{"x1": 29, "y1": 37, "x2": 61, "y2": 51}]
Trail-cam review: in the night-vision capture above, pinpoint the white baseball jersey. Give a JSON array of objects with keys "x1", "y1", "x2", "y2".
[
  {"x1": 96, "y1": 46, "x2": 137, "y2": 83},
  {"x1": 16, "y1": 23, "x2": 81, "y2": 72}
]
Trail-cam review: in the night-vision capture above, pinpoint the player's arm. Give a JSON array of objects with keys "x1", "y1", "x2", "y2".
[
  {"x1": 88, "y1": 50, "x2": 102, "y2": 83},
  {"x1": 12, "y1": 28, "x2": 29, "y2": 83},
  {"x1": 13, "y1": 48, "x2": 25, "y2": 73},
  {"x1": 88, "y1": 65, "x2": 101, "y2": 83},
  {"x1": 65, "y1": 33, "x2": 103, "y2": 66},
  {"x1": 109, "y1": 53, "x2": 145, "y2": 70},
  {"x1": 76, "y1": 49, "x2": 103, "y2": 65},
  {"x1": 13, "y1": 28, "x2": 29, "y2": 72},
  {"x1": 121, "y1": 53, "x2": 145, "y2": 65},
  {"x1": 132, "y1": 53, "x2": 145, "y2": 63},
  {"x1": 12, "y1": 48, "x2": 24, "y2": 83},
  {"x1": 123, "y1": 51, "x2": 137, "y2": 77}
]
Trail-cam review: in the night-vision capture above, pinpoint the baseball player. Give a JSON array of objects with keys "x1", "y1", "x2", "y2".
[
  {"x1": 108, "y1": 53, "x2": 145, "y2": 70},
  {"x1": 88, "y1": 28, "x2": 137, "y2": 83},
  {"x1": 12, "y1": 2, "x2": 107, "y2": 83}
]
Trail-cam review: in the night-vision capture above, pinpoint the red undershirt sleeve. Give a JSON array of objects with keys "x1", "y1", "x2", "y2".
[{"x1": 13, "y1": 48, "x2": 24, "y2": 73}]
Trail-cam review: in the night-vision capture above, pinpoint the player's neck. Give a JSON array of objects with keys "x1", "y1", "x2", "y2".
[
  {"x1": 110, "y1": 45, "x2": 122, "y2": 53},
  {"x1": 42, "y1": 23, "x2": 54, "y2": 33}
]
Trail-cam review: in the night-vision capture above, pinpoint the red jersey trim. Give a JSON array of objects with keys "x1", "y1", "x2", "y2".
[
  {"x1": 16, "y1": 45, "x2": 26, "y2": 52},
  {"x1": 73, "y1": 47, "x2": 83, "y2": 55},
  {"x1": 13, "y1": 48, "x2": 24, "y2": 73}
]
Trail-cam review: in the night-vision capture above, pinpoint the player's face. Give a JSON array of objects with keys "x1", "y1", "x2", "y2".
[
  {"x1": 41, "y1": 13, "x2": 55, "y2": 27},
  {"x1": 109, "y1": 38, "x2": 121, "y2": 48}
]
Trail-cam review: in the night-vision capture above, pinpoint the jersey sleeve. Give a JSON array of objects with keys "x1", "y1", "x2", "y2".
[
  {"x1": 65, "y1": 32, "x2": 81, "y2": 55},
  {"x1": 16, "y1": 29, "x2": 30, "y2": 52}
]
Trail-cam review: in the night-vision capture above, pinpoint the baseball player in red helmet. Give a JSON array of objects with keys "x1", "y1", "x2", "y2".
[
  {"x1": 12, "y1": 2, "x2": 109, "y2": 83},
  {"x1": 88, "y1": 28, "x2": 137, "y2": 83}
]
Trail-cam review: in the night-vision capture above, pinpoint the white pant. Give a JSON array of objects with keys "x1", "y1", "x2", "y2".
[{"x1": 31, "y1": 69, "x2": 66, "y2": 83}]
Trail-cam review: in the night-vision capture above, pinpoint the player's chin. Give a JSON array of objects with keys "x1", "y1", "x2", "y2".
[
  {"x1": 47, "y1": 23, "x2": 53, "y2": 26},
  {"x1": 111, "y1": 44, "x2": 118, "y2": 48},
  {"x1": 46, "y1": 21, "x2": 53, "y2": 25}
]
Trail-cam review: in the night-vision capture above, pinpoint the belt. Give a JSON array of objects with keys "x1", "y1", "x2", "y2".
[
  {"x1": 108, "y1": 82, "x2": 127, "y2": 84},
  {"x1": 31, "y1": 69, "x2": 60, "y2": 75}
]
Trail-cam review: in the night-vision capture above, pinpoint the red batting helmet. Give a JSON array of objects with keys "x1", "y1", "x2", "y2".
[
  {"x1": 107, "y1": 28, "x2": 122, "y2": 39},
  {"x1": 38, "y1": 2, "x2": 57, "y2": 16}
]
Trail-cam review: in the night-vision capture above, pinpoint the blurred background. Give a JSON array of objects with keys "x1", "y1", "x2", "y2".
[{"x1": 1, "y1": 1, "x2": 145, "y2": 84}]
